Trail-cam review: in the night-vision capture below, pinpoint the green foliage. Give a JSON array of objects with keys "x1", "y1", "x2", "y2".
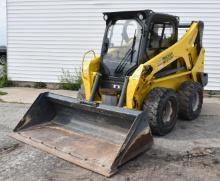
[
  {"x1": 59, "y1": 68, "x2": 82, "y2": 90},
  {"x1": 206, "y1": 90, "x2": 220, "y2": 96},
  {"x1": 34, "y1": 82, "x2": 47, "y2": 89},
  {"x1": 0, "y1": 65, "x2": 9, "y2": 88},
  {"x1": 0, "y1": 91, "x2": 7, "y2": 95}
]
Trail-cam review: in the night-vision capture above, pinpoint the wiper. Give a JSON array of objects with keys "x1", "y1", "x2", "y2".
[
  {"x1": 115, "y1": 48, "x2": 132, "y2": 74},
  {"x1": 115, "y1": 32, "x2": 137, "y2": 74},
  {"x1": 129, "y1": 31, "x2": 137, "y2": 64}
]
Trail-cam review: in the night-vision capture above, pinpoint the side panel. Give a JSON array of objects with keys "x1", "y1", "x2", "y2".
[{"x1": 127, "y1": 71, "x2": 191, "y2": 109}]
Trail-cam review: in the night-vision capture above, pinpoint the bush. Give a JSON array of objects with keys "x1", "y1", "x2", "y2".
[
  {"x1": 34, "y1": 82, "x2": 47, "y2": 89},
  {"x1": 0, "y1": 65, "x2": 9, "y2": 88},
  {"x1": 59, "y1": 68, "x2": 82, "y2": 90},
  {"x1": 0, "y1": 91, "x2": 7, "y2": 95}
]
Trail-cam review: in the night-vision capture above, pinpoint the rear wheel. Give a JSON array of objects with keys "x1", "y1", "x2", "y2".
[
  {"x1": 143, "y1": 88, "x2": 179, "y2": 136},
  {"x1": 178, "y1": 81, "x2": 203, "y2": 120},
  {"x1": 77, "y1": 84, "x2": 85, "y2": 100}
]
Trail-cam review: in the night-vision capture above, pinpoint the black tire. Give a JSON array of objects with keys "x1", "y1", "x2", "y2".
[
  {"x1": 178, "y1": 81, "x2": 203, "y2": 120},
  {"x1": 143, "y1": 88, "x2": 179, "y2": 136},
  {"x1": 77, "y1": 84, "x2": 85, "y2": 100}
]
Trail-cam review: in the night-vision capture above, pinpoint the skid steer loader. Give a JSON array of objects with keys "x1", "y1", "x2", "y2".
[{"x1": 11, "y1": 10, "x2": 208, "y2": 177}]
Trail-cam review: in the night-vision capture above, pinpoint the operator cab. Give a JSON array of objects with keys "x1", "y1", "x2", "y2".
[{"x1": 99, "y1": 10, "x2": 179, "y2": 100}]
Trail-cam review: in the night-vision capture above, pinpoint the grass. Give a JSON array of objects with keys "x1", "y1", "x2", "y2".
[
  {"x1": 59, "y1": 68, "x2": 82, "y2": 90},
  {"x1": 0, "y1": 91, "x2": 7, "y2": 95},
  {"x1": 0, "y1": 66, "x2": 7, "y2": 88},
  {"x1": 0, "y1": 65, "x2": 11, "y2": 88},
  {"x1": 34, "y1": 82, "x2": 47, "y2": 89}
]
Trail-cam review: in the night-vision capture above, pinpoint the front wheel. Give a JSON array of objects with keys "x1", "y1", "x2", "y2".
[{"x1": 143, "y1": 88, "x2": 179, "y2": 136}]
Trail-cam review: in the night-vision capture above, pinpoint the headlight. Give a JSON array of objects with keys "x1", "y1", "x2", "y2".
[
  {"x1": 138, "y1": 14, "x2": 144, "y2": 20},
  {"x1": 103, "y1": 14, "x2": 108, "y2": 21}
]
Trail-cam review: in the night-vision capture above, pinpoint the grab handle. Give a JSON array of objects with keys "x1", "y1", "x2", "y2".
[{"x1": 81, "y1": 50, "x2": 96, "y2": 74}]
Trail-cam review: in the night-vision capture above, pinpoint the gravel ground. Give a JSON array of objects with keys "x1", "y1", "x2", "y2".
[{"x1": 0, "y1": 98, "x2": 220, "y2": 181}]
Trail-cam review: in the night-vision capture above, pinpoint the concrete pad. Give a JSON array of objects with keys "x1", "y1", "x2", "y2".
[
  {"x1": 0, "y1": 87, "x2": 77, "y2": 104},
  {"x1": 0, "y1": 98, "x2": 220, "y2": 180},
  {"x1": 0, "y1": 88, "x2": 220, "y2": 180}
]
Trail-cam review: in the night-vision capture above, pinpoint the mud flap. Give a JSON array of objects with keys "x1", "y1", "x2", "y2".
[{"x1": 10, "y1": 92, "x2": 153, "y2": 177}]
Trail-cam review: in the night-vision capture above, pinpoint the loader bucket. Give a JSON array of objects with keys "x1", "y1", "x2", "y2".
[{"x1": 10, "y1": 92, "x2": 153, "y2": 177}]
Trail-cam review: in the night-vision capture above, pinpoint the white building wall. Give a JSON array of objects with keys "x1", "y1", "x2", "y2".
[
  {"x1": 7, "y1": 0, "x2": 220, "y2": 90},
  {"x1": 0, "y1": 0, "x2": 7, "y2": 45}
]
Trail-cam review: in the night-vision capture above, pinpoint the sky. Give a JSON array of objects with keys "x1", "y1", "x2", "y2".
[{"x1": 0, "y1": 0, "x2": 6, "y2": 46}]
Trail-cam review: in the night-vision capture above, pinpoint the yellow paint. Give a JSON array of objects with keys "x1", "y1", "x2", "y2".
[
  {"x1": 81, "y1": 50, "x2": 100, "y2": 100},
  {"x1": 82, "y1": 22, "x2": 205, "y2": 110}
]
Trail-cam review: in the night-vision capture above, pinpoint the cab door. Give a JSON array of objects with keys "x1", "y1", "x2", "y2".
[{"x1": 146, "y1": 15, "x2": 178, "y2": 60}]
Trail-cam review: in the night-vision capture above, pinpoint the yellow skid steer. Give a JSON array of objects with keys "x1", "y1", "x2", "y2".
[{"x1": 11, "y1": 10, "x2": 207, "y2": 177}]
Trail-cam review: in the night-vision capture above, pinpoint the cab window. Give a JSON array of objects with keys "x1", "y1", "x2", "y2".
[{"x1": 147, "y1": 22, "x2": 176, "y2": 59}]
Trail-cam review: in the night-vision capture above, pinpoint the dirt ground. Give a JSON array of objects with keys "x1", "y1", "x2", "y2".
[{"x1": 0, "y1": 97, "x2": 220, "y2": 181}]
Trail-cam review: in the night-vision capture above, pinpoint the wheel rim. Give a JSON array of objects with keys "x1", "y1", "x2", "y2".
[
  {"x1": 192, "y1": 92, "x2": 199, "y2": 111},
  {"x1": 162, "y1": 100, "x2": 173, "y2": 123}
]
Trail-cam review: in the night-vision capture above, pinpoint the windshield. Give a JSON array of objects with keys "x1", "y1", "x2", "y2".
[{"x1": 103, "y1": 19, "x2": 142, "y2": 65}]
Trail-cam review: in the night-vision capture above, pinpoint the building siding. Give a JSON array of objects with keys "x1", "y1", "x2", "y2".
[{"x1": 7, "y1": 0, "x2": 220, "y2": 90}]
